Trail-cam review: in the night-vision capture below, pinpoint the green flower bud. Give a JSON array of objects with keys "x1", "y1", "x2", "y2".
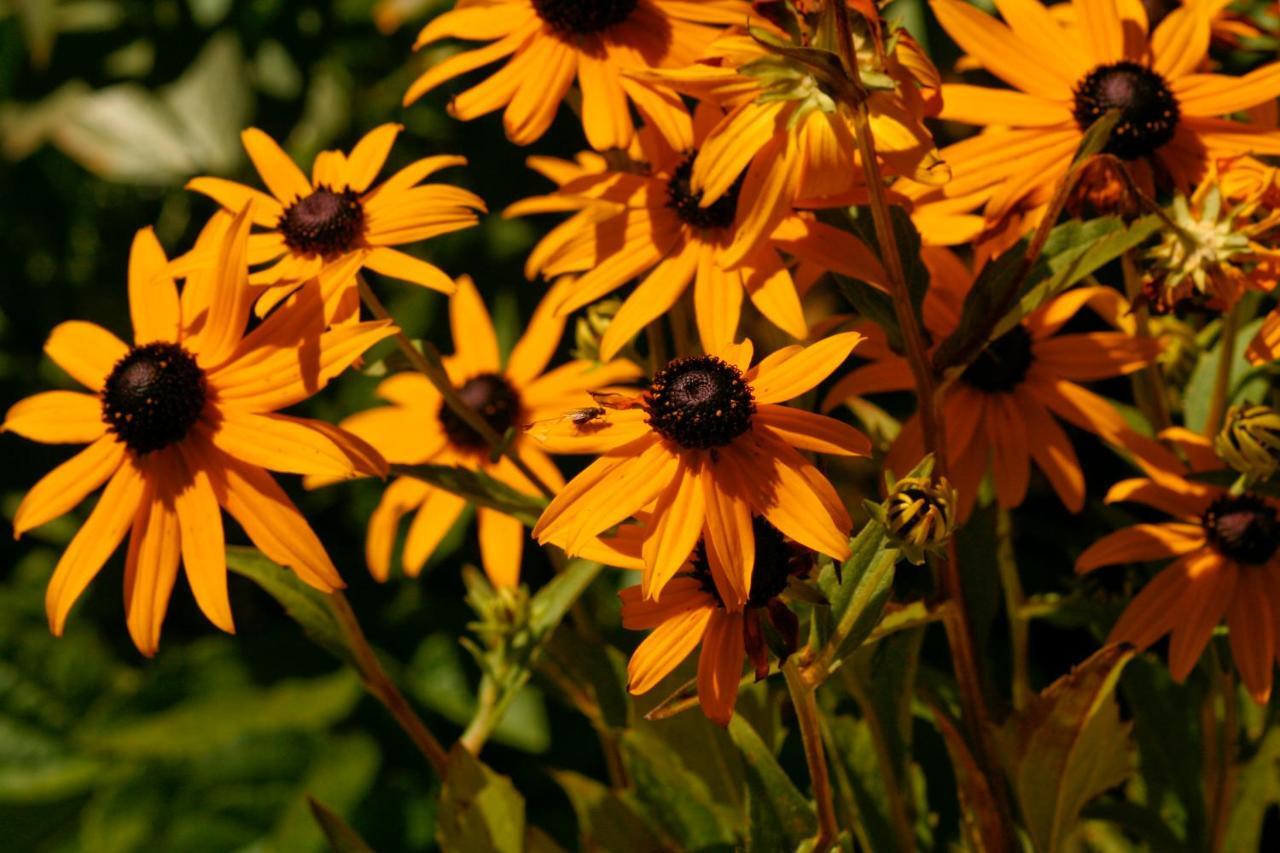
[
  {"x1": 571, "y1": 298, "x2": 623, "y2": 362},
  {"x1": 883, "y1": 475, "x2": 957, "y2": 565},
  {"x1": 1216, "y1": 404, "x2": 1280, "y2": 481}
]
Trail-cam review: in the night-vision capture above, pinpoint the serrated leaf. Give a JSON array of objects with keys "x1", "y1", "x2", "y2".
[
  {"x1": 552, "y1": 770, "x2": 664, "y2": 852},
  {"x1": 392, "y1": 464, "x2": 546, "y2": 527},
  {"x1": 437, "y1": 745, "x2": 526, "y2": 853},
  {"x1": 996, "y1": 645, "x2": 1136, "y2": 853},
  {"x1": 226, "y1": 546, "x2": 349, "y2": 664},
  {"x1": 727, "y1": 715, "x2": 816, "y2": 850},
  {"x1": 307, "y1": 797, "x2": 375, "y2": 853}
]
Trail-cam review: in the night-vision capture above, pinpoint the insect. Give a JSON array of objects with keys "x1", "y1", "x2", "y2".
[{"x1": 524, "y1": 406, "x2": 608, "y2": 434}]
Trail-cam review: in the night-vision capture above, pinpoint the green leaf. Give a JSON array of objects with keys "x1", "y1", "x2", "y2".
[
  {"x1": 436, "y1": 745, "x2": 526, "y2": 853},
  {"x1": 273, "y1": 734, "x2": 380, "y2": 850},
  {"x1": 834, "y1": 273, "x2": 903, "y2": 351},
  {"x1": 1183, "y1": 316, "x2": 1266, "y2": 433},
  {"x1": 620, "y1": 729, "x2": 738, "y2": 849},
  {"x1": 933, "y1": 215, "x2": 1159, "y2": 373},
  {"x1": 1224, "y1": 725, "x2": 1280, "y2": 852},
  {"x1": 226, "y1": 546, "x2": 349, "y2": 664},
  {"x1": 392, "y1": 464, "x2": 547, "y2": 527},
  {"x1": 815, "y1": 521, "x2": 898, "y2": 662},
  {"x1": 1074, "y1": 109, "x2": 1122, "y2": 162},
  {"x1": 308, "y1": 797, "x2": 375, "y2": 853},
  {"x1": 552, "y1": 770, "x2": 665, "y2": 852},
  {"x1": 528, "y1": 559, "x2": 603, "y2": 640},
  {"x1": 929, "y1": 702, "x2": 1006, "y2": 853},
  {"x1": 727, "y1": 715, "x2": 816, "y2": 850},
  {"x1": 996, "y1": 645, "x2": 1136, "y2": 853},
  {"x1": 81, "y1": 671, "x2": 361, "y2": 760}
]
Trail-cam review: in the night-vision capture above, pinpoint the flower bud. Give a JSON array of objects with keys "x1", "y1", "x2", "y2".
[
  {"x1": 1216, "y1": 404, "x2": 1280, "y2": 481},
  {"x1": 571, "y1": 298, "x2": 623, "y2": 362},
  {"x1": 883, "y1": 475, "x2": 957, "y2": 564}
]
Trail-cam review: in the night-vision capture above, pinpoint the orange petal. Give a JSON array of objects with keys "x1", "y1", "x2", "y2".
[
  {"x1": 365, "y1": 477, "x2": 431, "y2": 581},
  {"x1": 13, "y1": 435, "x2": 124, "y2": 537},
  {"x1": 123, "y1": 468, "x2": 182, "y2": 656},
  {"x1": 3, "y1": 391, "x2": 105, "y2": 444},
  {"x1": 478, "y1": 507, "x2": 525, "y2": 588},
  {"x1": 641, "y1": 456, "x2": 706, "y2": 599},
  {"x1": 753, "y1": 404, "x2": 871, "y2": 457},
  {"x1": 174, "y1": 444, "x2": 233, "y2": 634},
  {"x1": 1076, "y1": 523, "x2": 1205, "y2": 573},
  {"x1": 627, "y1": 604, "x2": 714, "y2": 694},
  {"x1": 344, "y1": 123, "x2": 402, "y2": 192},
  {"x1": 241, "y1": 127, "x2": 312, "y2": 204},
  {"x1": 697, "y1": 610, "x2": 745, "y2": 725},
  {"x1": 748, "y1": 331, "x2": 864, "y2": 404},
  {"x1": 44, "y1": 321, "x2": 128, "y2": 392},
  {"x1": 128, "y1": 228, "x2": 181, "y2": 345}
]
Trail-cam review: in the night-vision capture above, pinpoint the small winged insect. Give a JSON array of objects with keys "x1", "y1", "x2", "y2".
[{"x1": 525, "y1": 406, "x2": 608, "y2": 435}]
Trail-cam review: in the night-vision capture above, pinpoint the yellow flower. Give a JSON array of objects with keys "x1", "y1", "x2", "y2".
[
  {"x1": 824, "y1": 247, "x2": 1171, "y2": 517},
  {"x1": 2, "y1": 211, "x2": 394, "y2": 654},
  {"x1": 620, "y1": 518, "x2": 812, "y2": 725},
  {"x1": 1078, "y1": 461, "x2": 1280, "y2": 703},
  {"x1": 639, "y1": 22, "x2": 946, "y2": 266},
  {"x1": 403, "y1": 0, "x2": 752, "y2": 150},
  {"x1": 907, "y1": 0, "x2": 1280, "y2": 230},
  {"x1": 507, "y1": 104, "x2": 887, "y2": 358},
  {"x1": 187, "y1": 124, "x2": 484, "y2": 323},
  {"x1": 331, "y1": 276, "x2": 642, "y2": 587},
  {"x1": 530, "y1": 333, "x2": 870, "y2": 606}
]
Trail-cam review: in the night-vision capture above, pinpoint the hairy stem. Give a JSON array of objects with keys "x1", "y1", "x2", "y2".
[
  {"x1": 784, "y1": 659, "x2": 838, "y2": 852},
  {"x1": 328, "y1": 590, "x2": 451, "y2": 776},
  {"x1": 356, "y1": 275, "x2": 555, "y2": 498}
]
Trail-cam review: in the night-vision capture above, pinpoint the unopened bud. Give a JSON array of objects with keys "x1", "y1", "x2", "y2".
[
  {"x1": 572, "y1": 298, "x2": 623, "y2": 362},
  {"x1": 883, "y1": 476, "x2": 957, "y2": 564},
  {"x1": 1216, "y1": 404, "x2": 1280, "y2": 481}
]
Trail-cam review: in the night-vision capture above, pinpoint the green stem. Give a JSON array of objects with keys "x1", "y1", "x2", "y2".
[
  {"x1": 801, "y1": 547, "x2": 898, "y2": 686},
  {"x1": 1207, "y1": 302, "x2": 1240, "y2": 439},
  {"x1": 328, "y1": 591, "x2": 451, "y2": 776},
  {"x1": 784, "y1": 659, "x2": 838, "y2": 852},
  {"x1": 356, "y1": 275, "x2": 555, "y2": 499},
  {"x1": 839, "y1": 668, "x2": 918, "y2": 852},
  {"x1": 995, "y1": 508, "x2": 1031, "y2": 711},
  {"x1": 1120, "y1": 252, "x2": 1174, "y2": 434}
]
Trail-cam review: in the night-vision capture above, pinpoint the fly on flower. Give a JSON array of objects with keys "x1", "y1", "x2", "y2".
[
  {"x1": 530, "y1": 333, "x2": 870, "y2": 606},
  {"x1": 2, "y1": 210, "x2": 395, "y2": 654}
]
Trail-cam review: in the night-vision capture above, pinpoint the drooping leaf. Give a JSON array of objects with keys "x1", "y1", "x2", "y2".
[
  {"x1": 392, "y1": 464, "x2": 547, "y2": 527},
  {"x1": 620, "y1": 729, "x2": 738, "y2": 849},
  {"x1": 436, "y1": 745, "x2": 526, "y2": 853},
  {"x1": 996, "y1": 645, "x2": 1136, "y2": 853},
  {"x1": 226, "y1": 546, "x2": 349, "y2": 664},
  {"x1": 727, "y1": 715, "x2": 816, "y2": 850},
  {"x1": 552, "y1": 770, "x2": 665, "y2": 852},
  {"x1": 307, "y1": 797, "x2": 376, "y2": 853}
]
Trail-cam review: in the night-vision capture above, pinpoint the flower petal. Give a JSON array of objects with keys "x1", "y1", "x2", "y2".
[
  {"x1": 174, "y1": 444, "x2": 233, "y2": 634},
  {"x1": 241, "y1": 127, "x2": 312, "y2": 204},
  {"x1": 13, "y1": 435, "x2": 124, "y2": 537},
  {"x1": 697, "y1": 610, "x2": 745, "y2": 725},
  {"x1": 450, "y1": 275, "x2": 501, "y2": 375},
  {"x1": 128, "y1": 228, "x2": 181, "y2": 345},
  {"x1": 3, "y1": 391, "x2": 105, "y2": 444},
  {"x1": 627, "y1": 603, "x2": 714, "y2": 694},
  {"x1": 641, "y1": 456, "x2": 707, "y2": 599},
  {"x1": 753, "y1": 405, "x2": 871, "y2": 457},
  {"x1": 1076, "y1": 523, "x2": 1206, "y2": 573},
  {"x1": 44, "y1": 321, "x2": 128, "y2": 392},
  {"x1": 748, "y1": 331, "x2": 864, "y2": 404},
  {"x1": 363, "y1": 247, "x2": 457, "y2": 294},
  {"x1": 123, "y1": 468, "x2": 182, "y2": 656},
  {"x1": 478, "y1": 507, "x2": 525, "y2": 588},
  {"x1": 344, "y1": 123, "x2": 402, "y2": 192}
]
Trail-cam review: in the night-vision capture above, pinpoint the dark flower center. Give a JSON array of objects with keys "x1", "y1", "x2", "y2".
[
  {"x1": 667, "y1": 153, "x2": 742, "y2": 232},
  {"x1": 691, "y1": 518, "x2": 812, "y2": 608},
  {"x1": 102, "y1": 342, "x2": 207, "y2": 456},
  {"x1": 1201, "y1": 494, "x2": 1280, "y2": 566},
  {"x1": 531, "y1": 0, "x2": 639, "y2": 35},
  {"x1": 959, "y1": 325, "x2": 1034, "y2": 392},
  {"x1": 438, "y1": 373, "x2": 522, "y2": 451},
  {"x1": 645, "y1": 355, "x2": 755, "y2": 450},
  {"x1": 278, "y1": 186, "x2": 365, "y2": 257},
  {"x1": 1072, "y1": 61, "x2": 1180, "y2": 160}
]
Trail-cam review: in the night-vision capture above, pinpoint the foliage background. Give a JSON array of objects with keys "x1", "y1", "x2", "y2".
[{"x1": 1, "y1": 0, "x2": 1279, "y2": 850}]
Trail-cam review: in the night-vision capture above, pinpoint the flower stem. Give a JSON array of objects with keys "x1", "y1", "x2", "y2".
[
  {"x1": 328, "y1": 590, "x2": 451, "y2": 776},
  {"x1": 783, "y1": 659, "x2": 838, "y2": 852},
  {"x1": 1120, "y1": 252, "x2": 1174, "y2": 434},
  {"x1": 1207, "y1": 301, "x2": 1240, "y2": 438},
  {"x1": 995, "y1": 508, "x2": 1031, "y2": 711},
  {"x1": 356, "y1": 275, "x2": 556, "y2": 499}
]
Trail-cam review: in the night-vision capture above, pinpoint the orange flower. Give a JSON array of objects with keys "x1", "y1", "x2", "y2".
[
  {"x1": 329, "y1": 276, "x2": 641, "y2": 587},
  {"x1": 187, "y1": 124, "x2": 483, "y2": 322},
  {"x1": 530, "y1": 334, "x2": 869, "y2": 606},
  {"x1": 1078, "y1": 456, "x2": 1280, "y2": 703},
  {"x1": 403, "y1": 0, "x2": 752, "y2": 150},
  {"x1": 620, "y1": 518, "x2": 812, "y2": 724},
  {"x1": 824, "y1": 247, "x2": 1169, "y2": 517},
  {"x1": 507, "y1": 104, "x2": 886, "y2": 358},
  {"x1": 2, "y1": 211, "x2": 393, "y2": 654},
  {"x1": 907, "y1": 0, "x2": 1280, "y2": 230}
]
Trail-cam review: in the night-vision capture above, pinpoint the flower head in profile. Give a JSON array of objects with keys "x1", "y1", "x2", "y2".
[
  {"x1": 639, "y1": 17, "x2": 946, "y2": 265},
  {"x1": 508, "y1": 104, "x2": 886, "y2": 358},
  {"x1": 403, "y1": 0, "x2": 752, "y2": 151},
  {"x1": 530, "y1": 333, "x2": 869, "y2": 606},
  {"x1": 621, "y1": 517, "x2": 813, "y2": 724},
  {"x1": 329, "y1": 276, "x2": 641, "y2": 588},
  {"x1": 187, "y1": 124, "x2": 484, "y2": 322},
  {"x1": 907, "y1": 0, "x2": 1280, "y2": 231},
  {"x1": 2, "y1": 211, "x2": 394, "y2": 654},
  {"x1": 825, "y1": 247, "x2": 1170, "y2": 518},
  {"x1": 1077, "y1": 452, "x2": 1280, "y2": 703}
]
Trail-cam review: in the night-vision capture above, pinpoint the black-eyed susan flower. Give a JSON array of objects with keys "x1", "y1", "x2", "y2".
[
  {"x1": 329, "y1": 276, "x2": 642, "y2": 588},
  {"x1": 824, "y1": 247, "x2": 1169, "y2": 518},
  {"x1": 187, "y1": 124, "x2": 484, "y2": 322},
  {"x1": 530, "y1": 334, "x2": 869, "y2": 606},
  {"x1": 640, "y1": 23, "x2": 946, "y2": 265},
  {"x1": 507, "y1": 104, "x2": 887, "y2": 358},
  {"x1": 620, "y1": 518, "x2": 812, "y2": 724},
  {"x1": 402, "y1": 0, "x2": 752, "y2": 151},
  {"x1": 1077, "y1": 461, "x2": 1280, "y2": 703},
  {"x1": 913, "y1": 0, "x2": 1280, "y2": 229},
  {"x1": 2, "y1": 211, "x2": 394, "y2": 655}
]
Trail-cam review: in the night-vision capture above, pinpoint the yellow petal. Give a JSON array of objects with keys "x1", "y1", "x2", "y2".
[
  {"x1": 123, "y1": 468, "x2": 181, "y2": 656},
  {"x1": 128, "y1": 228, "x2": 181, "y2": 345},
  {"x1": 344, "y1": 123, "x2": 403, "y2": 192},
  {"x1": 748, "y1": 332, "x2": 863, "y2": 404},
  {"x1": 174, "y1": 444, "x2": 234, "y2": 633},
  {"x1": 241, "y1": 127, "x2": 312, "y2": 204},
  {"x1": 3, "y1": 390, "x2": 105, "y2": 444},
  {"x1": 44, "y1": 321, "x2": 128, "y2": 392},
  {"x1": 478, "y1": 507, "x2": 525, "y2": 588},
  {"x1": 641, "y1": 457, "x2": 706, "y2": 599},
  {"x1": 13, "y1": 435, "x2": 124, "y2": 537}
]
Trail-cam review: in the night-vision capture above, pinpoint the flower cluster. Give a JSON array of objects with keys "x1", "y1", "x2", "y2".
[{"x1": 8, "y1": 0, "x2": 1280, "y2": 740}]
